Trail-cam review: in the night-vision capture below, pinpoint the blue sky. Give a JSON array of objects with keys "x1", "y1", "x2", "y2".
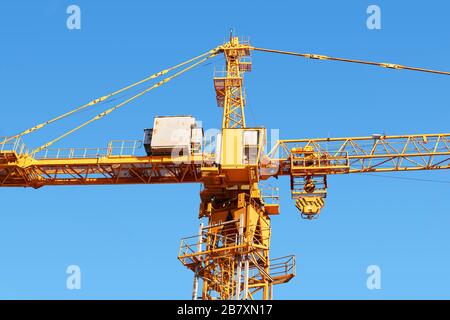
[{"x1": 0, "y1": 0, "x2": 449, "y2": 299}]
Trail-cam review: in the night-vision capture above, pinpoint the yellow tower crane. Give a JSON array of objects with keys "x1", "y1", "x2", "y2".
[{"x1": 0, "y1": 34, "x2": 449, "y2": 300}]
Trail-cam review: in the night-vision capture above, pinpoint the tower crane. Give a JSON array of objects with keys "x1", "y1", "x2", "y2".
[{"x1": 1, "y1": 34, "x2": 449, "y2": 300}]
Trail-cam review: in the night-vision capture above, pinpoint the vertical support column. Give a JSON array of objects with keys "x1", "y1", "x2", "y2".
[
  {"x1": 242, "y1": 202, "x2": 249, "y2": 300},
  {"x1": 192, "y1": 223, "x2": 203, "y2": 300},
  {"x1": 235, "y1": 212, "x2": 245, "y2": 300},
  {"x1": 192, "y1": 271, "x2": 199, "y2": 300},
  {"x1": 263, "y1": 284, "x2": 269, "y2": 300},
  {"x1": 235, "y1": 259, "x2": 241, "y2": 300},
  {"x1": 243, "y1": 256, "x2": 249, "y2": 300}
]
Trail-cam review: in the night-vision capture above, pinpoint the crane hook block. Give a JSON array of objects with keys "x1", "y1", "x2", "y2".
[{"x1": 295, "y1": 196, "x2": 325, "y2": 220}]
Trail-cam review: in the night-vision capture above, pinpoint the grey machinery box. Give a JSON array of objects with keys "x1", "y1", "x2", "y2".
[{"x1": 143, "y1": 116, "x2": 202, "y2": 156}]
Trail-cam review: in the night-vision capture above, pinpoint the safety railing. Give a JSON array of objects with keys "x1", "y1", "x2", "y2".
[
  {"x1": 213, "y1": 69, "x2": 244, "y2": 79},
  {"x1": 291, "y1": 153, "x2": 349, "y2": 171},
  {"x1": 0, "y1": 136, "x2": 29, "y2": 155},
  {"x1": 260, "y1": 182, "x2": 280, "y2": 205},
  {"x1": 106, "y1": 140, "x2": 143, "y2": 156},
  {"x1": 269, "y1": 255, "x2": 296, "y2": 279},
  {"x1": 35, "y1": 140, "x2": 143, "y2": 159},
  {"x1": 178, "y1": 225, "x2": 271, "y2": 261},
  {"x1": 221, "y1": 36, "x2": 251, "y2": 46},
  {"x1": 245, "y1": 254, "x2": 296, "y2": 284}
]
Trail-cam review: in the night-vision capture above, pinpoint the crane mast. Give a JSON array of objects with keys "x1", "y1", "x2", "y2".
[
  {"x1": 184, "y1": 36, "x2": 294, "y2": 299},
  {"x1": 216, "y1": 35, "x2": 249, "y2": 129},
  {"x1": 0, "y1": 35, "x2": 449, "y2": 300}
]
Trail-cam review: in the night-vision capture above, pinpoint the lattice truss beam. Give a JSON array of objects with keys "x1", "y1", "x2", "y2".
[
  {"x1": 223, "y1": 84, "x2": 245, "y2": 129},
  {"x1": 214, "y1": 36, "x2": 250, "y2": 129},
  {"x1": 265, "y1": 133, "x2": 450, "y2": 176},
  {"x1": 0, "y1": 154, "x2": 204, "y2": 188}
]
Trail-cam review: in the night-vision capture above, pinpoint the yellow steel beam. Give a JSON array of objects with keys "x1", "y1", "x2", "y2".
[
  {"x1": 0, "y1": 154, "x2": 206, "y2": 187},
  {"x1": 265, "y1": 133, "x2": 450, "y2": 176}
]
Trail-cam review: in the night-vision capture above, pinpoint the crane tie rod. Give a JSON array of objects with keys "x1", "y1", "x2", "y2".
[
  {"x1": 252, "y1": 47, "x2": 450, "y2": 76},
  {"x1": 30, "y1": 49, "x2": 220, "y2": 156},
  {"x1": 1, "y1": 48, "x2": 220, "y2": 146}
]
